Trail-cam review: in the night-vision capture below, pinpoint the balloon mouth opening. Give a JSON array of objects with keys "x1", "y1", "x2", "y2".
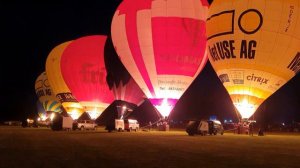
[
  {"x1": 38, "y1": 114, "x2": 49, "y2": 121},
  {"x1": 234, "y1": 99, "x2": 258, "y2": 119},
  {"x1": 68, "y1": 109, "x2": 82, "y2": 120},
  {"x1": 149, "y1": 98, "x2": 178, "y2": 118},
  {"x1": 86, "y1": 110, "x2": 102, "y2": 120}
]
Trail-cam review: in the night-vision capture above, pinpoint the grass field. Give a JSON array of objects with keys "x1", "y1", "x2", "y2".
[{"x1": 0, "y1": 126, "x2": 299, "y2": 168}]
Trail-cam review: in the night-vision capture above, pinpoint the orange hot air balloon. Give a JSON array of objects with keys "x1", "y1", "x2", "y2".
[
  {"x1": 111, "y1": 0, "x2": 209, "y2": 118},
  {"x1": 207, "y1": 0, "x2": 300, "y2": 120},
  {"x1": 46, "y1": 41, "x2": 84, "y2": 120}
]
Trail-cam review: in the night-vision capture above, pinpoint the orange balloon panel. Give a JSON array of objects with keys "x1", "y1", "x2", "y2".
[{"x1": 207, "y1": 0, "x2": 300, "y2": 119}]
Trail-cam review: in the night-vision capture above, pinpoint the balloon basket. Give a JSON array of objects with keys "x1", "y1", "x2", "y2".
[{"x1": 158, "y1": 123, "x2": 169, "y2": 131}]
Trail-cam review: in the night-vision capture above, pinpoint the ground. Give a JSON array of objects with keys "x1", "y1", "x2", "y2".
[{"x1": 0, "y1": 127, "x2": 299, "y2": 168}]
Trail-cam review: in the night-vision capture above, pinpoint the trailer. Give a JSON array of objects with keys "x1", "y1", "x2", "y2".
[{"x1": 62, "y1": 116, "x2": 73, "y2": 131}]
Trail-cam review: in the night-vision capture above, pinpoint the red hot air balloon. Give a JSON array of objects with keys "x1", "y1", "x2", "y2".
[
  {"x1": 111, "y1": 0, "x2": 209, "y2": 118},
  {"x1": 61, "y1": 35, "x2": 114, "y2": 119}
]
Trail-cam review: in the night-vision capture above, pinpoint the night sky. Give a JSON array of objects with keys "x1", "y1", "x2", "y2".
[{"x1": 1, "y1": 0, "x2": 299, "y2": 123}]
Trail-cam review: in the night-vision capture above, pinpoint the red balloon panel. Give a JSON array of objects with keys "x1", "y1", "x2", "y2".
[
  {"x1": 61, "y1": 35, "x2": 114, "y2": 104},
  {"x1": 112, "y1": 78, "x2": 145, "y2": 105},
  {"x1": 152, "y1": 17, "x2": 206, "y2": 76}
]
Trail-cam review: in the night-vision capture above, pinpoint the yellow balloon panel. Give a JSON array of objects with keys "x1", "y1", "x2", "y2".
[
  {"x1": 207, "y1": 0, "x2": 300, "y2": 119},
  {"x1": 45, "y1": 41, "x2": 84, "y2": 119},
  {"x1": 80, "y1": 101, "x2": 110, "y2": 120},
  {"x1": 35, "y1": 72, "x2": 57, "y2": 103},
  {"x1": 46, "y1": 42, "x2": 72, "y2": 95}
]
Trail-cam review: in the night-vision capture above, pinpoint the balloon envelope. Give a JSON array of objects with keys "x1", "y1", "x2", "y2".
[
  {"x1": 35, "y1": 72, "x2": 61, "y2": 113},
  {"x1": 104, "y1": 37, "x2": 145, "y2": 108},
  {"x1": 61, "y1": 35, "x2": 114, "y2": 119},
  {"x1": 207, "y1": 0, "x2": 300, "y2": 119},
  {"x1": 36, "y1": 101, "x2": 47, "y2": 120},
  {"x1": 111, "y1": 0, "x2": 209, "y2": 118},
  {"x1": 46, "y1": 41, "x2": 84, "y2": 120}
]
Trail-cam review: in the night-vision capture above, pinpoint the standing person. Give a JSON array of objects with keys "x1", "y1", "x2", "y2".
[
  {"x1": 249, "y1": 123, "x2": 254, "y2": 136},
  {"x1": 258, "y1": 128, "x2": 264, "y2": 136},
  {"x1": 149, "y1": 121, "x2": 152, "y2": 131}
]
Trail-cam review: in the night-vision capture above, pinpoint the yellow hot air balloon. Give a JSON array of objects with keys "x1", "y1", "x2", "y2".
[
  {"x1": 35, "y1": 72, "x2": 61, "y2": 120},
  {"x1": 46, "y1": 41, "x2": 84, "y2": 120},
  {"x1": 207, "y1": 0, "x2": 300, "y2": 120}
]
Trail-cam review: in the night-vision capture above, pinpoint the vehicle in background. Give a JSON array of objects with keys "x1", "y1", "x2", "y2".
[
  {"x1": 50, "y1": 113, "x2": 73, "y2": 131},
  {"x1": 24, "y1": 118, "x2": 35, "y2": 127},
  {"x1": 186, "y1": 120, "x2": 224, "y2": 136},
  {"x1": 124, "y1": 119, "x2": 139, "y2": 132},
  {"x1": 37, "y1": 119, "x2": 51, "y2": 127},
  {"x1": 208, "y1": 120, "x2": 224, "y2": 135},
  {"x1": 106, "y1": 119, "x2": 140, "y2": 132},
  {"x1": 75, "y1": 120, "x2": 97, "y2": 130},
  {"x1": 115, "y1": 119, "x2": 125, "y2": 131},
  {"x1": 4, "y1": 121, "x2": 22, "y2": 126},
  {"x1": 62, "y1": 116, "x2": 73, "y2": 130}
]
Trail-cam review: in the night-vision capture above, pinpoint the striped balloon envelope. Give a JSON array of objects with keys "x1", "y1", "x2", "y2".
[
  {"x1": 42, "y1": 100, "x2": 61, "y2": 113},
  {"x1": 111, "y1": 0, "x2": 209, "y2": 118}
]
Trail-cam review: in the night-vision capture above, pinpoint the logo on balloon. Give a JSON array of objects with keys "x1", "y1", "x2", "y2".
[
  {"x1": 80, "y1": 63, "x2": 106, "y2": 84},
  {"x1": 287, "y1": 52, "x2": 300, "y2": 75},
  {"x1": 246, "y1": 74, "x2": 269, "y2": 85},
  {"x1": 56, "y1": 93, "x2": 77, "y2": 103},
  {"x1": 218, "y1": 74, "x2": 230, "y2": 83},
  {"x1": 207, "y1": 9, "x2": 263, "y2": 62}
]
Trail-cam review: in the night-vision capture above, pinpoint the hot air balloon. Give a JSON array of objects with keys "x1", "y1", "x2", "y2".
[
  {"x1": 206, "y1": 0, "x2": 300, "y2": 120},
  {"x1": 36, "y1": 101, "x2": 46, "y2": 121},
  {"x1": 111, "y1": 0, "x2": 209, "y2": 119},
  {"x1": 35, "y1": 72, "x2": 61, "y2": 121},
  {"x1": 104, "y1": 37, "x2": 145, "y2": 119},
  {"x1": 60, "y1": 35, "x2": 114, "y2": 120},
  {"x1": 46, "y1": 41, "x2": 84, "y2": 120}
]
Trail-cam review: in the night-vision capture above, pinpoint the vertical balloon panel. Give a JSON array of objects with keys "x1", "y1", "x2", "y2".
[
  {"x1": 111, "y1": 0, "x2": 209, "y2": 118},
  {"x1": 61, "y1": 36, "x2": 114, "y2": 120},
  {"x1": 112, "y1": 79, "x2": 145, "y2": 106},
  {"x1": 207, "y1": 0, "x2": 300, "y2": 119},
  {"x1": 46, "y1": 42, "x2": 84, "y2": 120}
]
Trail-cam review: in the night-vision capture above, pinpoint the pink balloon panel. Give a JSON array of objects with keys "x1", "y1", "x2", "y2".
[
  {"x1": 111, "y1": 0, "x2": 209, "y2": 118},
  {"x1": 112, "y1": 78, "x2": 145, "y2": 106}
]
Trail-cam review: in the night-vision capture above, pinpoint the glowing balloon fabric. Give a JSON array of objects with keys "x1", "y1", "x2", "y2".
[
  {"x1": 207, "y1": 0, "x2": 300, "y2": 119},
  {"x1": 34, "y1": 72, "x2": 61, "y2": 113},
  {"x1": 111, "y1": 78, "x2": 145, "y2": 106},
  {"x1": 36, "y1": 101, "x2": 46, "y2": 118},
  {"x1": 111, "y1": 0, "x2": 209, "y2": 118},
  {"x1": 104, "y1": 37, "x2": 145, "y2": 107},
  {"x1": 61, "y1": 35, "x2": 114, "y2": 119},
  {"x1": 46, "y1": 42, "x2": 84, "y2": 120}
]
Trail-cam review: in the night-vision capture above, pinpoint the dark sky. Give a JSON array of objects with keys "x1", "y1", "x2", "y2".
[{"x1": 0, "y1": 0, "x2": 299, "y2": 123}]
